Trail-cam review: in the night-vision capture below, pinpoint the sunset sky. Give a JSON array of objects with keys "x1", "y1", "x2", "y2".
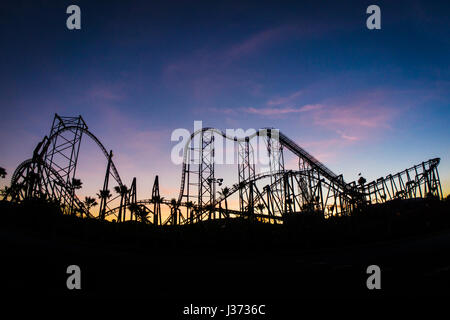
[{"x1": 1, "y1": 0, "x2": 449, "y2": 203}]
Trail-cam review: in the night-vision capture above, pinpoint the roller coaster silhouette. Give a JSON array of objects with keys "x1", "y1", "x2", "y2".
[{"x1": 3, "y1": 114, "x2": 443, "y2": 225}]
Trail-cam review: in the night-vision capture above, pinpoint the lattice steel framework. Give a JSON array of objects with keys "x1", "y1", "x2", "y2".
[
  {"x1": 237, "y1": 137, "x2": 256, "y2": 215},
  {"x1": 363, "y1": 158, "x2": 443, "y2": 203},
  {"x1": 4, "y1": 115, "x2": 444, "y2": 226},
  {"x1": 264, "y1": 129, "x2": 285, "y2": 216},
  {"x1": 5, "y1": 114, "x2": 123, "y2": 218}
]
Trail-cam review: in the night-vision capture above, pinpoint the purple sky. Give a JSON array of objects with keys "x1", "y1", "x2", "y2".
[{"x1": 1, "y1": 0, "x2": 449, "y2": 201}]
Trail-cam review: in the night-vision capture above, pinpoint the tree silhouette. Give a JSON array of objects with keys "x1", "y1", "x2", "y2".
[
  {"x1": 0, "y1": 167, "x2": 7, "y2": 179},
  {"x1": 71, "y1": 178, "x2": 83, "y2": 190},
  {"x1": 186, "y1": 201, "x2": 194, "y2": 223},
  {"x1": 151, "y1": 195, "x2": 164, "y2": 204},
  {"x1": 114, "y1": 185, "x2": 128, "y2": 222},
  {"x1": 69, "y1": 178, "x2": 83, "y2": 215},
  {"x1": 169, "y1": 198, "x2": 179, "y2": 224},
  {"x1": 1, "y1": 185, "x2": 9, "y2": 197},
  {"x1": 358, "y1": 176, "x2": 367, "y2": 187},
  {"x1": 358, "y1": 176, "x2": 367, "y2": 203},
  {"x1": 97, "y1": 189, "x2": 112, "y2": 217},
  {"x1": 150, "y1": 195, "x2": 164, "y2": 225},
  {"x1": 83, "y1": 196, "x2": 98, "y2": 213},
  {"x1": 97, "y1": 189, "x2": 112, "y2": 200},
  {"x1": 114, "y1": 185, "x2": 129, "y2": 195},
  {"x1": 256, "y1": 203, "x2": 265, "y2": 215},
  {"x1": 128, "y1": 203, "x2": 147, "y2": 223},
  {"x1": 218, "y1": 187, "x2": 230, "y2": 218}
]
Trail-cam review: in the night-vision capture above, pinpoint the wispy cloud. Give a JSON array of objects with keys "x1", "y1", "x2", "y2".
[
  {"x1": 292, "y1": 137, "x2": 348, "y2": 164},
  {"x1": 313, "y1": 105, "x2": 392, "y2": 129},
  {"x1": 208, "y1": 103, "x2": 322, "y2": 117},
  {"x1": 336, "y1": 130, "x2": 359, "y2": 142},
  {"x1": 162, "y1": 25, "x2": 305, "y2": 102},
  {"x1": 225, "y1": 25, "x2": 297, "y2": 60},
  {"x1": 89, "y1": 85, "x2": 124, "y2": 102},
  {"x1": 267, "y1": 90, "x2": 303, "y2": 106},
  {"x1": 241, "y1": 104, "x2": 322, "y2": 116}
]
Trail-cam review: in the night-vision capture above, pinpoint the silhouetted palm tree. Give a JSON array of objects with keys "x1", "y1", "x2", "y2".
[
  {"x1": 150, "y1": 195, "x2": 164, "y2": 225},
  {"x1": 256, "y1": 203, "x2": 265, "y2": 215},
  {"x1": 151, "y1": 195, "x2": 164, "y2": 204},
  {"x1": 97, "y1": 189, "x2": 112, "y2": 200},
  {"x1": 218, "y1": 187, "x2": 230, "y2": 218},
  {"x1": 169, "y1": 198, "x2": 179, "y2": 224},
  {"x1": 83, "y1": 196, "x2": 98, "y2": 213},
  {"x1": 97, "y1": 189, "x2": 112, "y2": 214},
  {"x1": 129, "y1": 203, "x2": 147, "y2": 223},
  {"x1": 0, "y1": 167, "x2": 7, "y2": 179},
  {"x1": 114, "y1": 185, "x2": 128, "y2": 195},
  {"x1": 114, "y1": 185, "x2": 128, "y2": 222},
  {"x1": 69, "y1": 178, "x2": 83, "y2": 215},
  {"x1": 186, "y1": 201, "x2": 194, "y2": 223},
  {"x1": 72, "y1": 178, "x2": 83, "y2": 190},
  {"x1": 1, "y1": 185, "x2": 9, "y2": 197},
  {"x1": 358, "y1": 176, "x2": 366, "y2": 187}
]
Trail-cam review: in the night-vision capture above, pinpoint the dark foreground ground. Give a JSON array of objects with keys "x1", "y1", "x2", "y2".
[{"x1": 1, "y1": 198, "x2": 450, "y2": 311}]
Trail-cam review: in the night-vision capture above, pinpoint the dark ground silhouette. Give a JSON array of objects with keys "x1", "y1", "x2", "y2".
[{"x1": 1, "y1": 197, "x2": 450, "y2": 304}]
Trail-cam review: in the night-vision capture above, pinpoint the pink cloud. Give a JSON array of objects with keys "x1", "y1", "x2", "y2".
[
  {"x1": 89, "y1": 86, "x2": 124, "y2": 101},
  {"x1": 226, "y1": 26, "x2": 295, "y2": 59},
  {"x1": 209, "y1": 107, "x2": 236, "y2": 115},
  {"x1": 267, "y1": 90, "x2": 303, "y2": 106},
  {"x1": 336, "y1": 130, "x2": 359, "y2": 142},
  {"x1": 274, "y1": 91, "x2": 401, "y2": 163},
  {"x1": 294, "y1": 137, "x2": 355, "y2": 164},
  {"x1": 309, "y1": 94, "x2": 396, "y2": 133},
  {"x1": 241, "y1": 104, "x2": 322, "y2": 116},
  {"x1": 208, "y1": 104, "x2": 323, "y2": 117},
  {"x1": 162, "y1": 25, "x2": 302, "y2": 102},
  {"x1": 314, "y1": 105, "x2": 391, "y2": 129}
]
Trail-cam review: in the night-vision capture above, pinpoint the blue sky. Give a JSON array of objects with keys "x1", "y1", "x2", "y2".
[{"x1": 0, "y1": 0, "x2": 449, "y2": 199}]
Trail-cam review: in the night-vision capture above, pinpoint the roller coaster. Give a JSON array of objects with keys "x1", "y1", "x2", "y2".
[{"x1": 2, "y1": 114, "x2": 444, "y2": 225}]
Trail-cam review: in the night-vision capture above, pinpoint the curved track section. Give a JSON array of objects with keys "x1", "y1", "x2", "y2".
[
  {"x1": 40, "y1": 125, "x2": 123, "y2": 187},
  {"x1": 6, "y1": 116, "x2": 123, "y2": 218},
  {"x1": 8, "y1": 158, "x2": 93, "y2": 218},
  {"x1": 177, "y1": 127, "x2": 349, "y2": 203},
  {"x1": 5, "y1": 114, "x2": 443, "y2": 225}
]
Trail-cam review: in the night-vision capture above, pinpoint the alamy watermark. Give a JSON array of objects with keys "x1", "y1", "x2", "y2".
[
  {"x1": 65, "y1": 4, "x2": 380, "y2": 31},
  {"x1": 66, "y1": 265, "x2": 81, "y2": 290}
]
